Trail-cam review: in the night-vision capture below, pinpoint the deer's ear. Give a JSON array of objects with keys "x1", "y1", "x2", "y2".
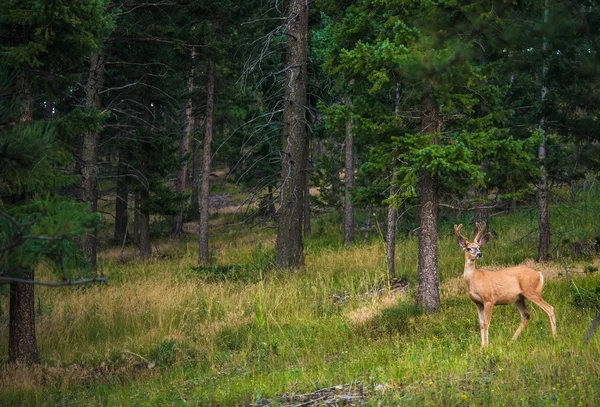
[
  {"x1": 457, "y1": 235, "x2": 467, "y2": 250},
  {"x1": 478, "y1": 232, "x2": 491, "y2": 246}
]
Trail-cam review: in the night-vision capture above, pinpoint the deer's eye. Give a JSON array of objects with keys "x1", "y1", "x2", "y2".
[{"x1": 467, "y1": 248, "x2": 472, "y2": 251}]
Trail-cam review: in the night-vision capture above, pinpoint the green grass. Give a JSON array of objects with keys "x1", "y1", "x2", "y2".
[{"x1": 1, "y1": 187, "x2": 600, "y2": 406}]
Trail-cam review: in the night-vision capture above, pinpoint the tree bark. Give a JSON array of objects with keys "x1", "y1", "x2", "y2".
[
  {"x1": 275, "y1": 0, "x2": 309, "y2": 269},
  {"x1": 386, "y1": 168, "x2": 398, "y2": 279},
  {"x1": 364, "y1": 204, "x2": 373, "y2": 240},
  {"x1": 538, "y1": 0, "x2": 550, "y2": 262},
  {"x1": 9, "y1": 269, "x2": 39, "y2": 364},
  {"x1": 198, "y1": 60, "x2": 215, "y2": 265},
  {"x1": 9, "y1": 78, "x2": 39, "y2": 365},
  {"x1": 386, "y1": 83, "x2": 402, "y2": 279},
  {"x1": 172, "y1": 48, "x2": 196, "y2": 236},
  {"x1": 80, "y1": 50, "x2": 105, "y2": 274},
  {"x1": 190, "y1": 136, "x2": 201, "y2": 217},
  {"x1": 114, "y1": 152, "x2": 128, "y2": 243},
  {"x1": 303, "y1": 151, "x2": 311, "y2": 237},
  {"x1": 417, "y1": 96, "x2": 441, "y2": 312},
  {"x1": 138, "y1": 99, "x2": 152, "y2": 260},
  {"x1": 343, "y1": 99, "x2": 355, "y2": 245},
  {"x1": 138, "y1": 187, "x2": 151, "y2": 260}
]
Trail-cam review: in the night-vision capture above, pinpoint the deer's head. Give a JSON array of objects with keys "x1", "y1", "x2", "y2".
[{"x1": 454, "y1": 222, "x2": 491, "y2": 261}]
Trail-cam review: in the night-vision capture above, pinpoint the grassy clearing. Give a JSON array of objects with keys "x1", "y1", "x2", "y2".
[{"x1": 1, "y1": 188, "x2": 600, "y2": 405}]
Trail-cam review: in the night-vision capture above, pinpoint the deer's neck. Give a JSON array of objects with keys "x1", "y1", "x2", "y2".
[{"x1": 463, "y1": 256, "x2": 477, "y2": 280}]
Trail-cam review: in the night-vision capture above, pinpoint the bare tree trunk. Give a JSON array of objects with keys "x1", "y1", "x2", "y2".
[
  {"x1": 303, "y1": 150, "x2": 311, "y2": 237},
  {"x1": 172, "y1": 48, "x2": 196, "y2": 236},
  {"x1": 45, "y1": 97, "x2": 53, "y2": 119},
  {"x1": 275, "y1": 0, "x2": 309, "y2": 269},
  {"x1": 133, "y1": 191, "x2": 140, "y2": 248},
  {"x1": 80, "y1": 50, "x2": 105, "y2": 274},
  {"x1": 190, "y1": 136, "x2": 201, "y2": 217},
  {"x1": 417, "y1": 95, "x2": 441, "y2": 312},
  {"x1": 386, "y1": 168, "x2": 398, "y2": 279},
  {"x1": 9, "y1": 78, "x2": 39, "y2": 365},
  {"x1": 114, "y1": 152, "x2": 128, "y2": 243},
  {"x1": 138, "y1": 99, "x2": 152, "y2": 260},
  {"x1": 198, "y1": 60, "x2": 215, "y2": 265},
  {"x1": 386, "y1": 83, "x2": 401, "y2": 279},
  {"x1": 538, "y1": 0, "x2": 550, "y2": 262},
  {"x1": 138, "y1": 187, "x2": 152, "y2": 260},
  {"x1": 364, "y1": 204, "x2": 373, "y2": 240},
  {"x1": 343, "y1": 99, "x2": 355, "y2": 245}
]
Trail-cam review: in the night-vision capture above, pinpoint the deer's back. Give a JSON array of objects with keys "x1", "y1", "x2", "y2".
[{"x1": 466, "y1": 266, "x2": 543, "y2": 305}]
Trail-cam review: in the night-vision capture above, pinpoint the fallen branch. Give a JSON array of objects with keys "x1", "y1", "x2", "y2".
[{"x1": 0, "y1": 276, "x2": 108, "y2": 287}]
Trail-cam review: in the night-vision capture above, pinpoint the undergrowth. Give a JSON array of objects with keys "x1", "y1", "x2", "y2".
[{"x1": 0, "y1": 187, "x2": 599, "y2": 406}]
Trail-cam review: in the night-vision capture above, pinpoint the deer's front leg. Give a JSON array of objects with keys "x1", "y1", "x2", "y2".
[
  {"x1": 476, "y1": 302, "x2": 485, "y2": 346},
  {"x1": 482, "y1": 302, "x2": 494, "y2": 346}
]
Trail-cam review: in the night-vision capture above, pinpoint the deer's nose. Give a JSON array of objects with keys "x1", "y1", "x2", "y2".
[{"x1": 476, "y1": 252, "x2": 483, "y2": 259}]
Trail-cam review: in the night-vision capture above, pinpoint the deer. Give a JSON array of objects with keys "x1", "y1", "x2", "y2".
[{"x1": 454, "y1": 222, "x2": 556, "y2": 346}]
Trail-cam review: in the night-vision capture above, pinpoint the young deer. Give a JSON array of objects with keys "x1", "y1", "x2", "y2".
[{"x1": 454, "y1": 222, "x2": 556, "y2": 346}]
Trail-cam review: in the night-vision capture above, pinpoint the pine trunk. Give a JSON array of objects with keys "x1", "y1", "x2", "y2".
[
  {"x1": 417, "y1": 96, "x2": 441, "y2": 312},
  {"x1": 303, "y1": 151, "x2": 311, "y2": 237},
  {"x1": 133, "y1": 192, "x2": 141, "y2": 247},
  {"x1": 538, "y1": 0, "x2": 550, "y2": 262},
  {"x1": 9, "y1": 270, "x2": 39, "y2": 364},
  {"x1": 114, "y1": 153, "x2": 128, "y2": 243},
  {"x1": 172, "y1": 48, "x2": 195, "y2": 236},
  {"x1": 198, "y1": 60, "x2": 215, "y2": 265},
  {"x1": 9, "y1": 79, "x2": 39, "y2": 365},
  {"x1": 275, "y1": 0, "x2": 309, "y2": 269},
  {"x1": 80, "y1": 50, "x2": 105, "y2": 274},
  {"x1": 343, "y1": 102, "x2": 355, "y2": 245},
  {"x1": 138, "y1": 99, "x2": 152, "y2": 260},
  {"x1": 364, "y1": 204, "x2": 373, "y2": 240},
  {"x1": 190, "y1": 137, "x2": 201, "y2": 217},
  {"x1": 386, "y1": 83, "x2": 401, "y2": 279},
  {"x1": 139, "y1": 187, "x2": 152, "y2": 260},
  {"x1": 386, "y1": 169, "x2": 398, "y2": 279}
]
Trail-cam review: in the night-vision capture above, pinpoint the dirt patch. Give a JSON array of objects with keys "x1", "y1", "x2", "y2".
[{"x1": 344, "y1": 278, "x2": 410, "y2": 325}]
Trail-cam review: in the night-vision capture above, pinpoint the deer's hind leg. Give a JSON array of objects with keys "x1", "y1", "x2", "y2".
[
  {"x1": 525, "y1": 294, "x2": 557, "y2": 337},
  {"x1": 511, "y1": 295, "x2": 530, "y2": 342}
]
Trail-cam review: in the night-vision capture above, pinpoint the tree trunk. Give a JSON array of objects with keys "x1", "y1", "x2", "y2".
[
  {"x1": 80, "y1": 50, "x2": 105, "y2": 274},
  {"x1": 275, "y1": 0, "x2": 309, "y2": 269},
  {"x1": 133, "y1": 191, "x2": 140, "y2": 247},
  {"x1": 138, "y1": 187, "x2": 152, "y2": 260},
  {"x1": 172, "y1": 48, "x2": 196, "y2": 236},
  {"x1": 138, "y1": 98, "x2": 152, "y2": 260},
  {"x1": 114, "y1": 153, "x2": 128, "y2": 243},
  {"x1": 364, "y1": 204, "x2": 373, "y2": 240},
  {"x1": 417, "y1": 96, "x2": 441, "y2": 312},
  {"x1": 386, "y1": 168, "x2": 398, "y2": 279},
  {"x1": 538, "y1": 0, "x2": 550, "y2": 262},
  {"x1": 45, "y1": 97, "x2": 53, "y2": 119},
  {"x1": 9, "y1": 270, "x2": 39, "y2": 364},
  {"x1": 386, "y1": 83, "x2": 402, "y2": 279},
  {"x1": 190, "y1": 137, "x2": 201, "y2": 217},
  {"x1": 9, "y1": 78, "x2": 39, "y2": 365},
  {"x1": 303, "y1": 149, "x2": 311, "y2": 237},
  {"x1": 198, "y1": 60, "x2": 215, "y2": 266},
  {"x1": 343, "y1": 100, "x2": 355, "y2": 244}
]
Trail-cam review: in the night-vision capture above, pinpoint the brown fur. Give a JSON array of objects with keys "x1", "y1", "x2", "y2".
[{"x1": 455, "y1": 222, "x2": 556, "y2": 346}]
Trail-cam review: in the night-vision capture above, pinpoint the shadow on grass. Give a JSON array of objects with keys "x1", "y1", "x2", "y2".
[{"x1": 355, "y1": 303, "x2": 424, "y2": 339}]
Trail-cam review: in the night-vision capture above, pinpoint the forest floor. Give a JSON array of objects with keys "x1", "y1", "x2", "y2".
[{"x1": 1, "y1": 185, "x2": 600, "y2": 406}]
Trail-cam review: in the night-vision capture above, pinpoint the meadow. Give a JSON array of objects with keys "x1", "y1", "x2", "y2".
[{"x1": 1, "y1": 187, "x2": 600, "y2": 406}]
